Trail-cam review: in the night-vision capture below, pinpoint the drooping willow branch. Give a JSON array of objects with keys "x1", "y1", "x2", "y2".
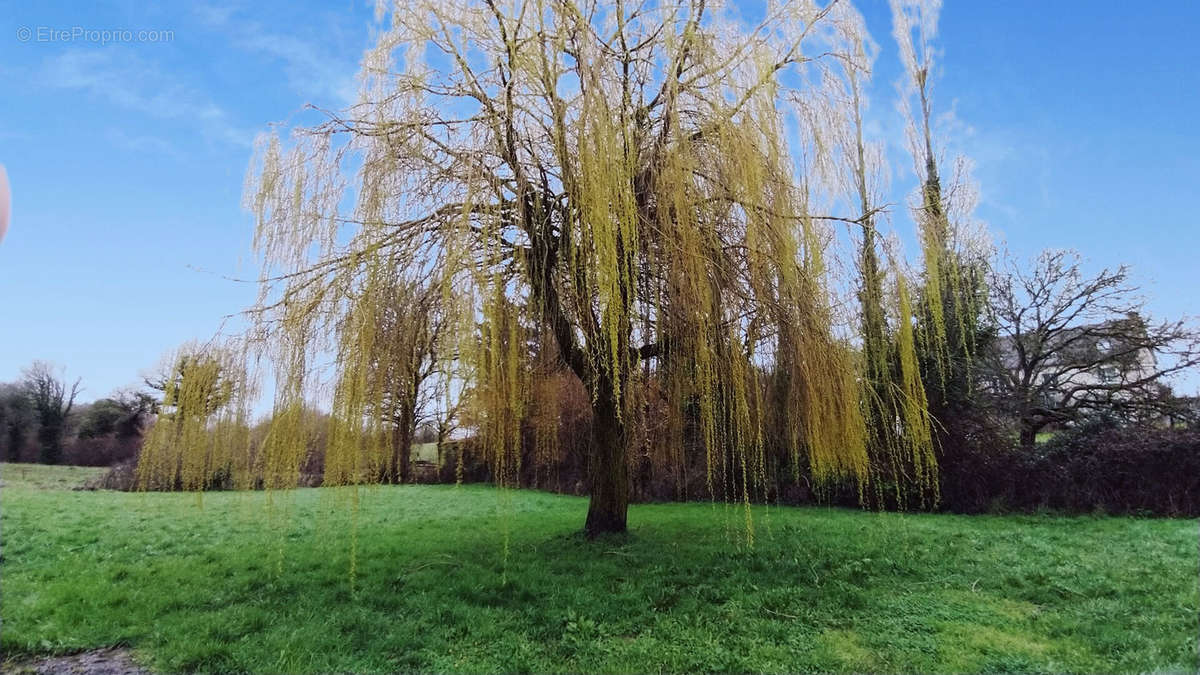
[{"x1": 135, "y1": 0, "x2": 980, "y2": 535}]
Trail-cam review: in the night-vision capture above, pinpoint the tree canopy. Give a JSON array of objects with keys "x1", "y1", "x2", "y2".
[
  {"x1": 135, "y1": 0, "x2": 979, "y2": 536},
  {"x1": 983, "y1": 249, "x2": 1200, "y2": 446}
]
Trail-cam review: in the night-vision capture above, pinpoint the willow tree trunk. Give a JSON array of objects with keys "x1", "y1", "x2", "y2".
[
  {"x1": 584, "y1": 384, "x2": 629, "y2": 536},
  {"x1": 528, "y1": 201, "x2": 631, "y2": 535},
  {"x1": 390, "y1": 406, "x2": 415, "y2": 484}
]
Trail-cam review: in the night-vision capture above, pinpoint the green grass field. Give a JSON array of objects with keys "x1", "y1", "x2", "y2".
[
  {"x1": 412, "y1": 442, "x2": 440, "y2": 463},
  {"x1": 1, "y1": 462, "x2": 1196, "y2": 673},
  {"x1": 1, "y1": 462, "x2": 107, "y2": 490}
]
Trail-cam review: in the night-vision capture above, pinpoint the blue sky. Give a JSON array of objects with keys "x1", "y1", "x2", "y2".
[{"x1": 2, "y1": 0, "x2": 1198, "y2": 402}]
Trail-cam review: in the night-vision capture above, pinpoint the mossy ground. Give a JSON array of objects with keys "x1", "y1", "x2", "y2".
[{"x1": 1, "y1": 462, "x2": 1196, "y2": 673}]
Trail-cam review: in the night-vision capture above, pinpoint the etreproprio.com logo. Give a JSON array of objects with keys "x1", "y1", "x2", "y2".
[{"x1": 16, "y1": 26, "x2": 174, "y2": 44}]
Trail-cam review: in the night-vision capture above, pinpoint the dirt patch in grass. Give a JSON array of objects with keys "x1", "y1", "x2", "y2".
[{"x1": 2, "y1": 648, "x2": 149, "y2": 675}]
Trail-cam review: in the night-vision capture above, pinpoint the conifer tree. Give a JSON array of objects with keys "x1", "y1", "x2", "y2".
[{"x1": 891, "y1": 0, "x2": 988, "y2": 459}]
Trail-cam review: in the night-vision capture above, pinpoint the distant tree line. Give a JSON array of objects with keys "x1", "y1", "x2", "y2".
[
  {"x1": 0, "y1": 361, "x2": 157, "y2": 466},
  {"x1": 6, "y1": 235, "x2": 1198, "y2": 518}
]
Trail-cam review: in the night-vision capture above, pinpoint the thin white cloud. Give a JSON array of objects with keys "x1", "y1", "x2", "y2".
[
  {"x1": 191, "y1": 2, "x2": 361, "y2": 107},
  {"x1": 237, "y1": 31, "x2": 359, "y2": 105},
  {"x1": 192, "y1": 1, "x2": 239, "y2": 27},
  {"x1": 39, "y1": 47, "x2": 254, "y2": 148},
  {"x1": 105, "y1": 128, "x2": 182, "y2": 158}
]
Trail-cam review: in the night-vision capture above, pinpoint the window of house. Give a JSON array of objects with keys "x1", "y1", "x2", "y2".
[{"x1": 1099, "y1": 365, "x2": 1119, "y2": 383}]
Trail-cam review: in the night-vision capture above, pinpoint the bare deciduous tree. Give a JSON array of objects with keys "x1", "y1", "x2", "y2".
[
  {"x1": 22, "y1": 361, "x2": 82, "y2": 464},
  {"x1": 983, "y1": 249, "x2": 1200, "y2": 447}
]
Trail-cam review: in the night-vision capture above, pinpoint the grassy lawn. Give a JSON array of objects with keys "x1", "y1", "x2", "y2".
[
  {"x1": 412, "y1": 442, "x2": 440, "y2": 463},
  {"x1": 1, "y1": 462, "x2": 107, "y2": 490},
  {"x1": 1, "y1": 463, "x2": 1196, "y2": 673}
]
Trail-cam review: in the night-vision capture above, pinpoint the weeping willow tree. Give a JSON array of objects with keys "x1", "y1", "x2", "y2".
[
  {"x1": 367, "y1": 274, "x2": 443, "y2": 484},
  {"x1": 137, "y1": 343, "x2": 253, "y2": 491},
  {"x1": 891, "y1": 0, "x2": 988, "y2": 446},
  {"x1": 217, "y1": 0, "x2": 964, "y2": 536}
]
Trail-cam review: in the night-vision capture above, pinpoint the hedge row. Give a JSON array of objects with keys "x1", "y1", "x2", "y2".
[{"x1": 938, "y1": 422, "x2": 1200, "y2": 516}]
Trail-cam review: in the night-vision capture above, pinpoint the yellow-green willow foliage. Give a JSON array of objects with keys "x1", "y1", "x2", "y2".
[
  {"x1": 892, "y1": 0, "x2": 986, "y2": 414},
  {"x1": 319, "y1": 268, "x2": 444, "y2": 487},
  {"x1": 137, "y1": 343, "x2": 253, "y2": 491},
  {"x1": 227, "y1": 0, "x2": 963, "y2": 535},
  {"x1": 893, "y1": 275, "x2": 937, "y2": 501},
  {"x1": 808, "y1": 7, "x2": 938, "y2": 508}
]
